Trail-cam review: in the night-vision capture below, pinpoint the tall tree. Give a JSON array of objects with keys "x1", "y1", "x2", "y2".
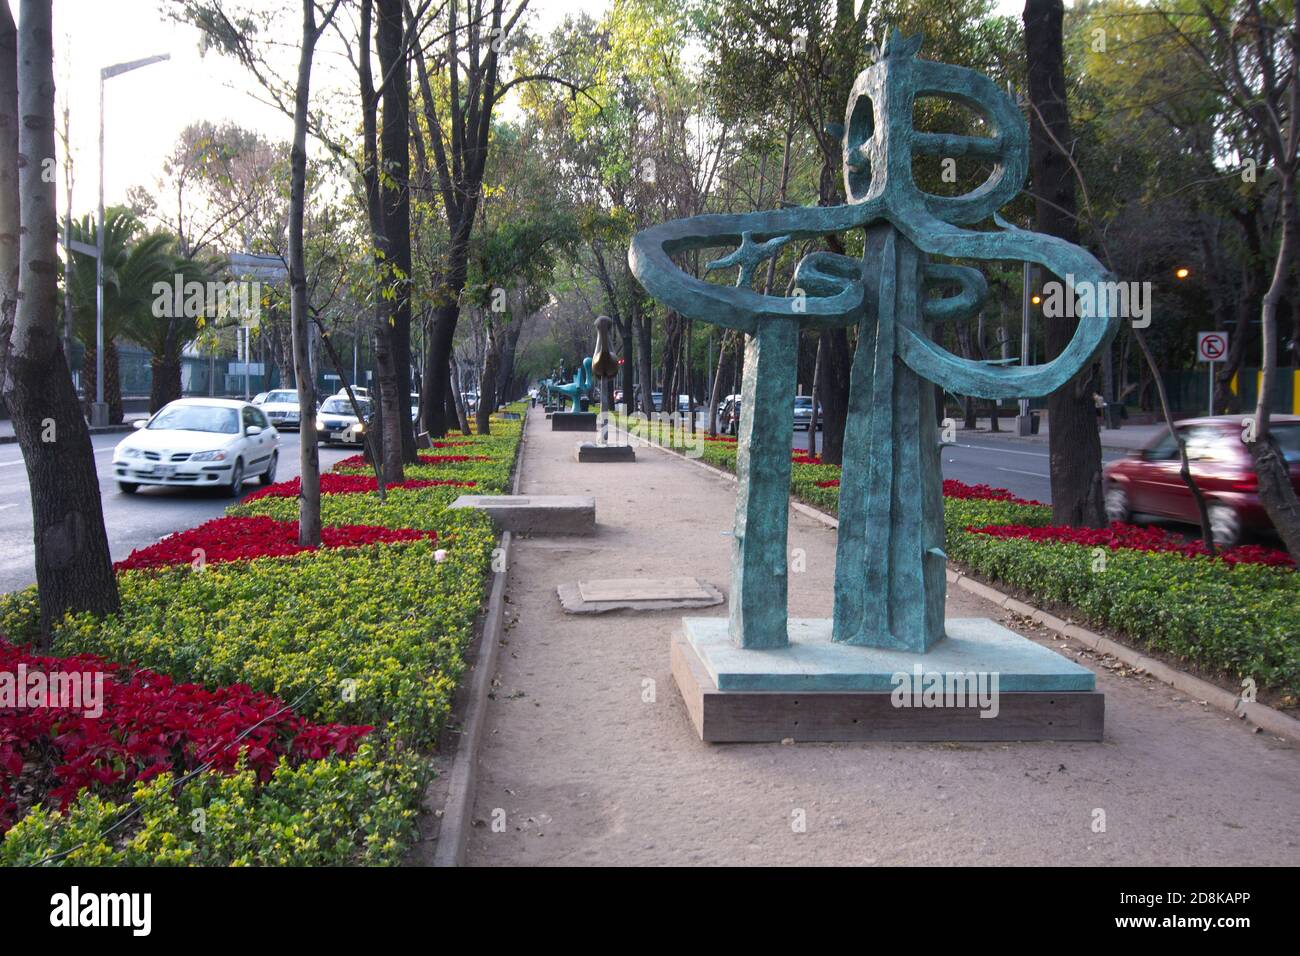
[
  {"x1": 1025, "y1": 0, "x2": 1107, "y2": 526},
  {"x1": 411, "y1": 0, "x2": 575, "y2": 436},
  {"x1": 178, "y1": 0, "x2": 345, "y2": 545},
  {"x1": 0, "y1": 0, "x2": 119, "y2": 641}
]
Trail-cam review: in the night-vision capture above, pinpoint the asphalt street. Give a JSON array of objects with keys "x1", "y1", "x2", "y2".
[
  {"x1": 0, "y1": 430, "x2": 352, "y2": 594},
  {"x1": 786, "y1": 425, "x2": 1122, "y2": 504}
]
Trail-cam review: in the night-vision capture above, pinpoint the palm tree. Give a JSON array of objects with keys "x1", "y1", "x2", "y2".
[
  {"x1": 121, "y1": 253, "x2": 216, "y2": 411},
  {"x1": 65, "y1": 207, "x2": 176, "y2": 422}
]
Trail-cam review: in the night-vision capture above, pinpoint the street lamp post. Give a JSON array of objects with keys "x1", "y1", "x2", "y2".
[{"x1": 92, "y1": 54, "x2": 169, "y2": 427}]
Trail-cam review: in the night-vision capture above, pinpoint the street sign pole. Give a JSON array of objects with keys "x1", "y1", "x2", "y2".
[{"x1": 1196, "y1": 331, "x2": 1229, "y2": 415}]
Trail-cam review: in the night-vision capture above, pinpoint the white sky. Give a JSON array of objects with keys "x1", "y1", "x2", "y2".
[{"x1": 47, "y1": 0, "x2": 1026, "y2": 223}]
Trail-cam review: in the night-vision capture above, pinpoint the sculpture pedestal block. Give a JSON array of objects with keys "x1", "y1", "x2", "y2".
[
  {"x1": 551, "y1": 412, "x2": 597, "y2": 432},
  {"x1": 575, "y1": 442, "x2": 636, "y2": 462},
  {"x1": 673, "y1": 617, "x2": 1103, "y2": 742}
]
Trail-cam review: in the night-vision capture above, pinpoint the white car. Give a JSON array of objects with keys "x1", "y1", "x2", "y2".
[
  {"x1": 317, "y1": 395, "x2": 371, "y2": 445},
  {"x1": 259, "y1": 388, "x2": 303, "y2": 430},
  {"x1": 113, "y1": 398, "x2": 279, "y2": 496}
]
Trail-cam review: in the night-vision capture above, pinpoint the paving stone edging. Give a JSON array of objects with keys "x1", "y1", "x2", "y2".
[
  {"x1": 431, "y1": 422, "x2": 524, "y2": 867},
  {"x1": 628, "y1": 432, "x2": 1300, "y2": 744}
]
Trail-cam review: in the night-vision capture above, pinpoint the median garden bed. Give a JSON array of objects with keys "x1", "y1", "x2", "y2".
[
  {"x1": 0, "y1": 407, "x2": 525, "y2": 864},
  {"x1": 623, "y1": 418, "x2": 1299, "y2": 702}
]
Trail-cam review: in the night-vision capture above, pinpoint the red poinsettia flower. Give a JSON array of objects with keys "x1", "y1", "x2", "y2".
[
  {"x1": 116, "y1": 516, "x2": 437, "y2": 571},
  {"x1": 0, "y1": 640, "x2": 372, "y2": 831},
  {"x1": 242, "y1": 473, "x2": 475, "y2": 502}
]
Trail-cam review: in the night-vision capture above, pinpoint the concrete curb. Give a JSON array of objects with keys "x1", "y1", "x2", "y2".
[
  {"x1": 431, "y1": 417, "x2": 525, "y2": 867},
  {"x1": 628, "y1": 431, "x2": 1300, "y2": 744}
]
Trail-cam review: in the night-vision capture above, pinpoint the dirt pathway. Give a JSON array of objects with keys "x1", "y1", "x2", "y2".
[{"x1": 465, "y1": 408, "x2": 1299, "y2": 866}]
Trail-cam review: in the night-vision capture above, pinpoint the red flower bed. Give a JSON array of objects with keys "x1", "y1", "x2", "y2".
[
  {"x1": 114, "y1": 516, "x2": 436, "y2": 572},
  {"x1": 791, "y1": 452, "x2": 825, "y2": 466},
  {"x1": 242, "y1": 473, "x2": 475, "y2": 502},
  {"x1": 942, "y1": 479, "x2": 1044, "y2": 507},
  {"x1": 809, "y1": 478, "x2": 1045, "y2": 501},
  {"x1": 0, "y1": 640, "x2": 371, "y2": 831},
  {"x1": 703, "y1": 435, "x2": 737, "y2": 443},
  {"x1": 967, "y1": 521, "x2": 1294, "y2": 567},
  {"x1": 334, "y1": 452, "x2": 490, "y2": 470}
]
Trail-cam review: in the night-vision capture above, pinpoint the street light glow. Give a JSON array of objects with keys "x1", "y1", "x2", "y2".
[{"x1": 1175, "y1": 267, "x2": 1190, "y2": 279}]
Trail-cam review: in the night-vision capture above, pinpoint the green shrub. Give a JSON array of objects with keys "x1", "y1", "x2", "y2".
[
  {"x1": 36, "y1": 520, "x2": 495, "y2": 745},
  {"x1": 0, "y1": 745, "x2": 423, "y2": 866}
]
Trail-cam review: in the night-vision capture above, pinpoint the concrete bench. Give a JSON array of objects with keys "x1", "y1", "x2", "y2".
[{"x1": 448, "y1": 495, "x2": 596, "y2": 535}]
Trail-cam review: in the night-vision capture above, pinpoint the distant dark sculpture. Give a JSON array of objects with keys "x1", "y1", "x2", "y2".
[{"x1": 629, "y1": 31, "x2": 1119, "y2": 653}]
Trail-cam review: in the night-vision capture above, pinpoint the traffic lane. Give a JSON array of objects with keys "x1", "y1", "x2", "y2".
[
  {"x1": 938, "y1": 438, "x2": 1098, "y2": 504},
  {"x1": 0, "y1": 429, "x2": 353, "y2": 594}
]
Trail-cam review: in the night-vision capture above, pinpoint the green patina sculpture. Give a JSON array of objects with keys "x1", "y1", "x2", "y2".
[
  {"x1": 552, "y1": 357, "x2": 594, "y2": 413},
  {"x1": 628, "y1": 31, "x2": 1120, "y2": 653}
]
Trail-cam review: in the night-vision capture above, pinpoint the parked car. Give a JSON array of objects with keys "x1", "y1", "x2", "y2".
[
  {"x1": 1103, "y1": 414, "x2": 1300, "y2": 548},
  {"x1": 251, "y1": 392, "x2": 268, "y2": 405},
  {"x1": 717, "y1": 393, "x2": 739, "y2": 420},
  {"x1": 722, "y1": 396, "x2": 742, "y2": 435},
  {"x1": 113, "y1": 398, "x2": 278, "y2": 497},
  {"x1": 410, "y1": 393, "x2": 420, "y2": 423},
  {"x1": 259, "y1": 389, "x2": 302, "y2": 430},
  {"x1": 317, "y1": 395, "x2": 372, "y2": 446},
  {"x1": 793, "y1": 395, "x2": 823, "y2": 431}
]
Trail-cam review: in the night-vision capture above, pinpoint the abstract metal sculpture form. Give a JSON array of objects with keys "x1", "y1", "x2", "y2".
[
  {"x1": 591, "y1": 316, "x2": 619, "y2": 438},
  {"x1": 552, "y1": 357, "x2": 594, "y2": 413},
  {"x1": 576, "y1": 315, "x2": 637, "y2": 460},
  {"x1": 629, "y1": 32, "x2": 1120, "y2": 656}
]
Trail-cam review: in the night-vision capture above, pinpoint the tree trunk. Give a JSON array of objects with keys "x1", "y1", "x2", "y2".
[
  {"x1": 477, "y1": 326, "x2": 499, "y2": 435},
  {"x1": 634, "y1": 296, "x2": 654, "y2": 414},
  {"x1": 1025, "y1": 0, "x2": 1105, "y2": 527},
  {"x1": 377, "y1": 0, "x2": 415, "y2": 466},
  {"x1": 447, "y1": 358, "x2": 469, "y2": 433},
  {"x1": 150, "y1": 354, "x2": 182, "y2": 411},
  {"x1": 1247, "y1": 183, "x2": 1300, "y2": 556},
  {"x1": 2, "y1": 0, "x2": 119, "y2": 642},
  {"x1": 289, "y1": 0, "x2": 323, "y2": 546}
]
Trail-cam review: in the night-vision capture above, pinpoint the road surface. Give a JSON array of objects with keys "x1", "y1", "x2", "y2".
[{"x1": 0, "y1": 430, "x2": 351, "y2": 594}]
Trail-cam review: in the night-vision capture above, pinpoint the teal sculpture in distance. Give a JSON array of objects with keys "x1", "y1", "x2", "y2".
[
  {"x1": 628, "y1": 31, "x2": 1120, "y2": 653},
  {"x1": 552, "y1": 357, "x2": 593, "y2": 413}
]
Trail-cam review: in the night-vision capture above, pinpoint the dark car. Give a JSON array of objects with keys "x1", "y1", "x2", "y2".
[{"x1": 1102, "y1": 415, "x2": 1300, "y2": 547}]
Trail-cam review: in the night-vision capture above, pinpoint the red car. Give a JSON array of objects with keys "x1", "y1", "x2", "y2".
[{"x1": 1103, "y1": 414, "x2": 1300, "y2": 547}]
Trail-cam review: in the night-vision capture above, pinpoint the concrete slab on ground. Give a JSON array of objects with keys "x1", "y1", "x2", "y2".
[{"x1": 558, "y1": 576, "x2": 724, "y2": 614}]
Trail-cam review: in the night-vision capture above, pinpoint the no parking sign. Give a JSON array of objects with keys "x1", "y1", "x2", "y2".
[
  {"x1": 1197, "y1": 331, "x2": 1229, "y2": 416},
  {"x1": 1197, "y1": 331, "x2": 1228, "y2": 362}
]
